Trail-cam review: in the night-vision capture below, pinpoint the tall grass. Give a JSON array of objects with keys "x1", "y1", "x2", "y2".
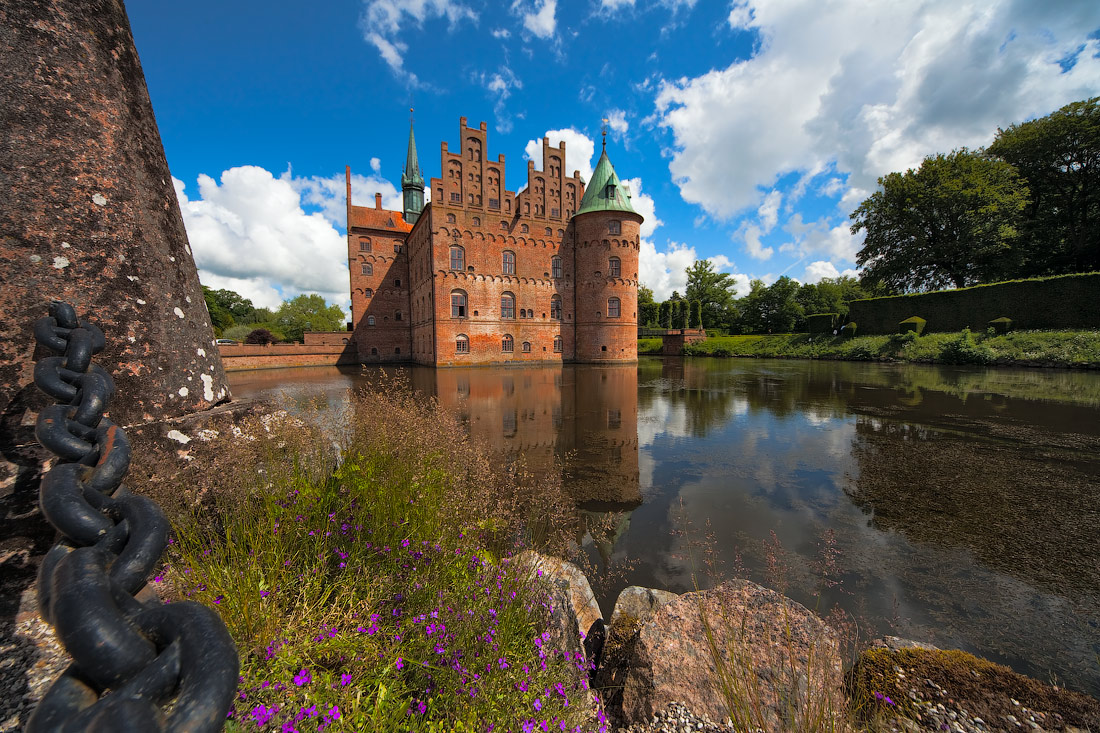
[{"x1": 156, "y1": 384, "x2": 604, "y2": 732}]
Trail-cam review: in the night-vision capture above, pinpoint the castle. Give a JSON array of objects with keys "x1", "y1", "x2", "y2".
[{"x1": 345, "y1": 116, "x2": 642, "y2": 366}]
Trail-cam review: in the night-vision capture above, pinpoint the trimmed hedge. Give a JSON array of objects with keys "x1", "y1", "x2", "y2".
[
  {"x1": 807, "y1": 313, "x2": 838, "y2": 334},
  {"x1": 899, "y1": 316, "x2": 926, "y2": 335},
  {"x1": 988, "y1": 317, "x2": 1012, "y2": 334},
  {"x1": 848, "y1": 272, "x2": 1100, "y2": 335}
]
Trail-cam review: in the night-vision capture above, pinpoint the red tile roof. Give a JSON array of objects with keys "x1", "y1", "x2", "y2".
[{"x1": 348, "y1": 205, "x2": 413, "y2": 233}]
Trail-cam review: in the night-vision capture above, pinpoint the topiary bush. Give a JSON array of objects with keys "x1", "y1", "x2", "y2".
[
  {"x1": 899, "y1": 316, "x2": 926, "y2": 335},
  {"x1": 840, "y1": 322, "x2": 858, "y2": 338},
  {"x1": 988, "y1": 317, "x2": 1013, "y2": 334},
  {"x1": 807, "y1": 313, "x2": 838, "y2": 334}
]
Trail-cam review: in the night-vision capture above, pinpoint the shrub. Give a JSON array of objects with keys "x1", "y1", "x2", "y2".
[
  {"x1": 221, "y1": 324, "x2": 254, "y2": 342},
  {"x1": 245, "y1": 328, "x2": 279, "y2": 345},
  {"x1": 807, "y1": 313, "x2": 839, "y2": 335},
  {"x1": 988, "y1": 317, "x2": 1012, "y2": 334},
  {"x1": 898, "y1": 316, "x2": 926, "y2": 335},
  {"x1": 938, "y1": 328, "x2": 992, "y2": 365},
  {"x1": 889, "y1": 330, "x2": 918, "y2": 345},
  {"x1": 839, "y1": 323, "x2": 857, "y2": 338}
]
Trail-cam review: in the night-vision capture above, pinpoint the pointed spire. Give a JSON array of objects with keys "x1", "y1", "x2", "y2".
[
  {"x1": 575, "y1": 148, "x2": 637, "y2": 217},
  {"x1": 401, "y1": 109, "x2": 424, "y2": 224}
]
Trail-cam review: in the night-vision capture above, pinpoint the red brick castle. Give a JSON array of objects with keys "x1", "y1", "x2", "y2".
[{"x1": 346, "y1": 116, "x2": 642, "y2": 365}]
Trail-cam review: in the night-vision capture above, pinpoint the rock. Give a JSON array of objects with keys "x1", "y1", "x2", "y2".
[
  {"x1": 514, "y1": 551, "x2": 603, "y2": 667},
  {"x1": 598, "y1": 586, "x2": 681, "y2": 714},
  {"x1": 871, "y1": 635, "x2": 939, "y2": 652},
  {"x1": 613, "y1": 579, "x2": 844, "y2": 731},
  {"x1": 610, "y1": 586, "x2": 680, "y2": 630}
]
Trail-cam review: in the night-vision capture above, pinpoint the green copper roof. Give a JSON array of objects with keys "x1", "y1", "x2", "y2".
[
  {"x1": 401, "y1": 120, "x2": 423, "y2": 188},
  {"x1": 575, "y1": 149, "x2": 636, "y2": 216}
]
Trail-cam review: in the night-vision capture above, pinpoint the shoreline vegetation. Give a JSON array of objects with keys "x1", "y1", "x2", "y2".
[
  {"x1": 132, "y1": 382, "x2": 1100, "y2": 732},
  {"x1": 639, "y1": 329, "x2": 1100, "y2": 369}
]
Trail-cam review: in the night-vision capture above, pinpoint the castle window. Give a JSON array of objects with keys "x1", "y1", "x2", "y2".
[
  {"x1": 551, "y1": 256, "x2": 562, "y2": 279},
  {"x1": 395, "y1": 279, "x2": 401, "y2": 287},
  {"x1": 520, "y1": 223, "x2": 528, "y2": 233},
  {"x1": 500, "y1": 221, "x2": 508, "y2": 229},
  {"x1": 395, "y1": 311, "x2": 402, "y2": 321},
  {"x1": 545, "y1": 227, "x2": 552, "y2": 236},
  {"x1": 501, "y1": 292, "x2": 515, "y2": 319},
  {"x1": 502, "y1": 250, "x2": 516, "y2": 275},
  {"x1": 502, "y1": 334, "x2": 513, "y2": 352},
  {"x1": 450, "y1": 246, "x2": 465, "y2": 270},
  {"x1": 364, "y1": 288, "x2": 373, "y2": 298},
  {"x1": 469, "y1": 194, "x2": 475, "y2": 204},
  {"x1": 456, "y1": 334, "x2": 469, "y2": 353},
  {"x1": 359, "y1": 237, "x2": 371, "y2": 252},
  {"x1": 608, "y1": 297, "x2": 621, "y2": 318},
  {"x1": 609, "y1": 257, "x2": 621, "y2": 277},
  {"x1": 361, "y1": 263, "x2": 373, "y2": 276},
  {"x1": 394, "y1": 244, "x2": 402, "y2": 253},
  {"x1": 551, "y1": 208, "x2": 559, "y2": 218},
  {"x1": 608, "y1": 220, "x2": 621, "y2": 235},
  {"x1": 450, "y1": 192, "x2": 462, "y2": 203},
  {"x1": 550, "y1": 295, "x2": 562, "y2": 320},
  {"x1": 553, "y1": 335, "x2": 562, "y2": 353},
  {"x1": 472, "y1": 217, "x2": 480, "y2": 226},
  {"x1": 451, "y1": 290, "x2": 467, "y2": 318},
  {"x1": 395, "y1": 347, "x2": 401, "y2": 354},
  {"x1": 522, "y1": 341, "x2": 531, "y2": 353},
  {"x1": 447, "y1": 213, "x2": 456, "y2": 223},
  {"x1": 489, "y1": 198, "x2": 500, "y2": 209},
  {"x1": 371, "y1": 347, "x2": 378, "y2": 355},
  {"x1": 367, "y1": 316, "x2": 375, "y2": 326},
  {"x1": 436, "y1": 188, "x2": 442, "y2": 200}
]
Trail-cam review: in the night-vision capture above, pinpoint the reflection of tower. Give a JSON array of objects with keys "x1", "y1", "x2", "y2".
[
  {"x1": 571, "y1": 144, "x2": 642, "y2": 363},
  {"x1": 564, "y1": 364, "x2": 640, "y2": 506}
]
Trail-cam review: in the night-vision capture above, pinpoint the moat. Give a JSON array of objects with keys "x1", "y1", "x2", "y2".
[{"x1": 228, "y1": 357, "x2": 1100, "y2": 698}]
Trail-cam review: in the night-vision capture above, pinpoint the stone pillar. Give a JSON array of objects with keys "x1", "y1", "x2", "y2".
[{"x1": 0, "y1": 0, "x2": 231, "y2": 445}]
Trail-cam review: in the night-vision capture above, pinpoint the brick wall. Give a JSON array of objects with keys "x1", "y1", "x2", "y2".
[
  {"x1": 303, "y1": 331, "x2": 353, "y2": 346},
  {"x1": 572, "y1": 210, "x2": 642, "y2": 362},
  {"x1": 218, "y1": 343, "x2": 358, "y2": 371}
]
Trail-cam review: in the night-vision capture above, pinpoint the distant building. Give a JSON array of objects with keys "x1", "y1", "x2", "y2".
[{"x1": 346, "y1": 116, "x2": 642, "y2": 365}]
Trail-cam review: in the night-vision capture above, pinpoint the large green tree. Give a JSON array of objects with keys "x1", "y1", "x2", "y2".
[
  {"x1": 275, "y1": 294, "x2": 347, "y2": 343},
  {"x1": 851, "y1": 149, "x2": 1029, "y2": 292},
  {"x1": 795, "y1": 276, "x2": 871, "y2": 320},
  {"x1": 638, "y1": 284, "x2": 660, "y2": 327},
  {"x1": 736, "y1": 277, "x2": 803, "y2": 334},
  {"x1": 988, "y1": 97, "x2": 1100, "y2": 276},
  {"x1": 684, "y1": 259, "x2": 738, "y2": 329}
]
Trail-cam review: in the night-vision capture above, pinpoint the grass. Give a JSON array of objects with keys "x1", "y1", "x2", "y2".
[
  {"x1": 637, "y1": 337, "x2": 663, "y2": 355},
  {"x1": 664, "y1": 328, "x2": 1100, "y2": 368},
  {"x1": 151, "y1": 384, "x2": 605, "y2": 733}
]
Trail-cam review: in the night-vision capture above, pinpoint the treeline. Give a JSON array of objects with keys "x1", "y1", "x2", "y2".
[
  {"x1": 640, "y1": 261, "x2": 884, "y2": 334},
  {"x1": 203, "y1": 287, "x2": 346, "y2": 343},
  {"x1": 852, "y1": 97, "x2": 1100, "y2": 293}
]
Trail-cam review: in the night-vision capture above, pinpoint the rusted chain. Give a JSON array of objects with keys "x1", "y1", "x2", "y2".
[{"x1": 28, "y1": 301, "x2": 238, "y2": 732}]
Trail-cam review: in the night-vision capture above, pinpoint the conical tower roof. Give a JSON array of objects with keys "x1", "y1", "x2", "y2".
[
  {"x1": 575, "y1": 149, "x2": 637, "y2": 216},
  {"x1": 401, "y1": 120, "x2": 423, "y2": 188}
]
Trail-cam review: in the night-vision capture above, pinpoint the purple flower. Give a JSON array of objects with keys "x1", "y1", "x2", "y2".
[
  {"x1": 340, "y1": 673, "x2": 352, "y2": 686},
  {"x1": 293, "y1": 668, "x2": 311, "y2": 686},
  {"x1": 533, "y1": 698, "x2": 542, "y2": 712},
  {"x1": 395, "y1": 657, "x2": 404, "y2": 669}
]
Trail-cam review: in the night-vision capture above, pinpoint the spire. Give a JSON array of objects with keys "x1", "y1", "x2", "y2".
[
  {"x1": 575, "y1": 148, "x2": 637, "y2": 217},
  {"x1": 401, "y1": 109, "x2": 424, "y2": 224}
]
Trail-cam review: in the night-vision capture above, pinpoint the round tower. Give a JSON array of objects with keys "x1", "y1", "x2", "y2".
[{"x1": 571, "y1": 147, "x2": 643, "y2": 363}]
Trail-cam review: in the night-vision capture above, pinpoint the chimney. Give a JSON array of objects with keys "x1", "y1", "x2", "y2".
[{"x1": 375, "y1": 193, "x2": 382, "y2": 209}]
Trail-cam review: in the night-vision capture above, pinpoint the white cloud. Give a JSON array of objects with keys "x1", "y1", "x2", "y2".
[
  {"x1": 802, "y1": 260, "x2": 839, "y2": 283},
  {"x1": 706, "y1": 254, "x2": 751, "y2": 297},
  {"x1": 740, "y1": 223, "x2": 773, "y2": 260},
  {"x1": 621, "y1": 177, "x2": 662, "y2": 237},
  {"x1": 780, "y1": 214, "x2": 864, "y2": 263},
  {"x1": 606, "y1": 108, "x2": 630, "y2": 140},
  {"x1": 640, "y1": 240, "x2": 695, "y2": 300},
  {"x1": 287, "y1": 169, "x2": 402, "y2": 229},
  {"x1": 514, "y1": 0, "x2": 557, "y2": 39},
  {"x1": 174, "y1": 168, "x2": 350, "y2": 313},
  {"x1": 600, "y1": 0, "x2": 635, "y2": 10},
  {"x1": 361, "y1": 0, "x2": 478, "y2": 85},
  {"x1": 757, "y1": 189, "x2": 781, "y2": 233},
  {"x1": 656, "y1": 0, "x2": 1100, "y2": 219},
  {"x1": 476, "y1": 66, "x2": 523, "y2": 133},
  {"x1": 524, "y1": 128, "x2": 596, "y2": 183},
  {"x1": 491, "y1": 27, "x2": 511, "y2": 38}
]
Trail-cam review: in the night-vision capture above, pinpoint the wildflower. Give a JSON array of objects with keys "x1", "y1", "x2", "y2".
[
  {"x1": 340, "y1": 673, "x2": 352, "y2": 686},
  {"x1": 395, "y1": 657, "x2": 404, "y2": 669},
  {"x1": 293, "y1": 668, "x2": 311, "y2": 686},
  {"x1": 533, "y1": 698, "x2": 542, "y2": 712}
]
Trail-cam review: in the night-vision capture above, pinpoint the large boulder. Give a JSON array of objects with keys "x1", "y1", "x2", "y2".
[
  {"x1": 514, "y1": 551, "x2": 603, "y2": 667},
  {"x1": 611, "y1": 579, "x2": 845, "y2": 731},
  {"x1": 596, "y1": 586, "x2": 679, "y2": 715}
]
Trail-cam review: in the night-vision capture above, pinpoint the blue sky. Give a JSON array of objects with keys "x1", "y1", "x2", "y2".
[{"x1": 128, "y1": 0, "x2": 1100, "y2": 312}]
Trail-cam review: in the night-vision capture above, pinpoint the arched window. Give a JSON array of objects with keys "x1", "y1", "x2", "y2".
[
  {"x1": 502, "y1": 250, "x2": 516, "y2": 275},
  {"x1": 364, "y1": 288, "x2": 373, "y2": 298},
  {"x1": 553, "y1": 335, "x2": 563, "y2": 353},
  {"x1": 522, "y1": 341, "x2": 531, "y2": 353},
  {"x1": 395, "y1": 311, "x2": 402, "y2": 321},
  {"x1": 358, "y1": 237, "x2": 371, "y2": 252},
  {"x1": 455, "y1": 334, "x2": 469, "y2": 353},
  {"x1": 450, "y1": 246, "x2": 465, "y2": 270},
  {"x1": 607, "y1": 297, "x2": 621, "y2": 318},
  {"x1": 551, "y1": 256, "x2": 562, "y2": 279},
  {"x1": 608, "y1": 257, "x2": 621, "y2": 278},
  {"x1": 361, "y1": 263, "x2": 373, "y2": 276},
  {"x1": 550, "y1": 295, "x2": 562, "y2": 320},
  {"x1": 608, "y1": 220, "x2": 621, "y2": 235},
  {"x1": 371, "y1": 347, "x2": 378, "y2": 355},
  {"x1": 451, "y1": 290, "x2": 467, "y2": 318},
  {"x1": 367, "y1": 316, "x2": 375, "y2": 326},
  {"x1": 447, "y1": 213, "x2": 456, "y2": 223},
  {"x1": 502, "y1": 334, "x2": 513, "y2": 352},
  {"x1": 472, "y1": 217, "x2": 481, "y2": 226},
  {"x1": 520, "y1": 224, "x2": 528, "y2": 233},
  {"x1": 500, "y1": 292, "x2": 515, "y2": 319},
  {"x1": 545, "y1": 227, "x2": 552, "y2": 236}
]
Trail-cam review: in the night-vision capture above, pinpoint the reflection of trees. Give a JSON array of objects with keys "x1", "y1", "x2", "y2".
[{"x1": 846, "y1": 414, "x2": 1100, "y2": 603}]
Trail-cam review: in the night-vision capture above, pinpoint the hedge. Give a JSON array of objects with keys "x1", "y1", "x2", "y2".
[
  {"x1": 847, "y1": 272, "x2": 1100, "y2": 335},
  {"x1": 807, "y1": 313, "x2": 838, "y2": 334}
]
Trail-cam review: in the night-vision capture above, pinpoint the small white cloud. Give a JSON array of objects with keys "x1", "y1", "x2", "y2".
[
  {"x1": 741, "y1": 223, "x2": 774, "y2": 260},
  {"x1": 476, "y1": 66, "x2": 523, "y2": 133},
  {"x1": 601, "y1": 0, "x2": 635, "y2": 10},
  {"x1": 803, "y1": 260, "x2": 840, "y2": 283},
  {"x1": 516, "y1": 0, "x2": 556, "y2": 39},
  {"x1": 757, "y1": 189, "x2": 781, "y2": 233},
  {"x1": 640, "y1": 240, "x2": 696, "y2": 300},
  {"x1": 605, "y1": 109, "x2": 630, "y2": 141},
  {"x1": 360, "y1": 0, "x2": 478, "y2": 85},
  {"x1": 819, "y1": 177, "x2": 844, "y2": 197},
  {"x1": 370, "y1": 157, "x2": 382, "y2": 174},
  {"x1": 524, "y1": 128, "x2": 596, "y2": 183},
  {"x1": 491, "y1": 27, "x2": 511, "y2": 38}
]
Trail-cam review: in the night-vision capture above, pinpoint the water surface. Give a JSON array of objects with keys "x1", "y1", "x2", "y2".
[{"x1": 229, "y1": 358, "x2": 1100, "y2": 697}]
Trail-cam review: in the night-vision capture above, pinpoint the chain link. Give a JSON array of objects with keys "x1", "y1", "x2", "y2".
[{"x1": 28, "y1": 302, "x2": 238, "y2": 732}]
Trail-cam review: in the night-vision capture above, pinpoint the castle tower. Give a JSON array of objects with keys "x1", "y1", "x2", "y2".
[
  {"x1": 571, "y1": 146, "x2": 642, "y2": 362},
  {"x1": 401, "y1": 115, "x2": 424, "y2": 225}
]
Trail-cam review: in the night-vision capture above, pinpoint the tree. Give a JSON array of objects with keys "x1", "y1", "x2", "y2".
[
  {"x1": 676, "y1": 300, "x2": 690, "y2": 329},
  {"x1": 851, "y1": 149, "x2": 1029, "y2": 292},
  {"x1": 689, "y1": 300, "x2": 702, "y2": 329},
  {"x1": 245, "y1": 328, "x2": 278, "y2": 345},
  {"x1": 795, "y1": 276, "x2": 871, "y2": 320},
  {"x1": 638, "y1": 284, "x2": 660, "y2": 327},
  {"x1": 275, "y1": 294, "x2": 346, "y2": 343},
  {"x1": 988, "y1": 97, "x2": 1100, "y2": 276},
  {"x1": 737, "y1": 277, "x2": 803, "y2": 334},
  {"x1": 685, "y1": 259, "x2": 738, "y2": 329},
  {"x1": 658, "y1": 300, "x2": 672, "y2": 329}
]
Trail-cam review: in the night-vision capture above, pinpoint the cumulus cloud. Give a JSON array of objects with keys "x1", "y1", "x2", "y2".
[
  {"x1": 655, "y1": 0, "x2": 1100, "y2": 219},
  {"x1": 622, "y1": 177, "x2": 662, "y2": 238},
  {"x1": 524, "y1": 128, "x2": 596, "y2": 182},
  {"x1": 757, "y1": 189, "x2": 781, "y2": 233},
  {"x1": 174, "y1": 168, "x2": 351, "y2": 313},
  {"x1": 779, "y1": 214, "x2": 863, "y2": 263},
  {"x1": 640, "y1": 240, "x2": 695, "y2": 300},
  {"x1": 476, "y1": 66, "x2": 523, "y2": 133},
  {"x1": 801, "y1": 260, "x2": 861, "y2": 283},
  {"x1": 491, "y1": 27, "x2": 511, "y2": 38},
  {"x1": 606, "y1": 108, "x2": 630, "y2": 140},
  {"x1": 287, "y1": 168, "x2": 402, "y2": 229},
  {"x1": 360, "y1": 0, "x2": 478, "y2": 85},
  {"x1": 514, "y1": 0, "x2": 557, "y2": 39},
  {"x1": 740, "y1": 223, "x2": 773, "y2": 260}
]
